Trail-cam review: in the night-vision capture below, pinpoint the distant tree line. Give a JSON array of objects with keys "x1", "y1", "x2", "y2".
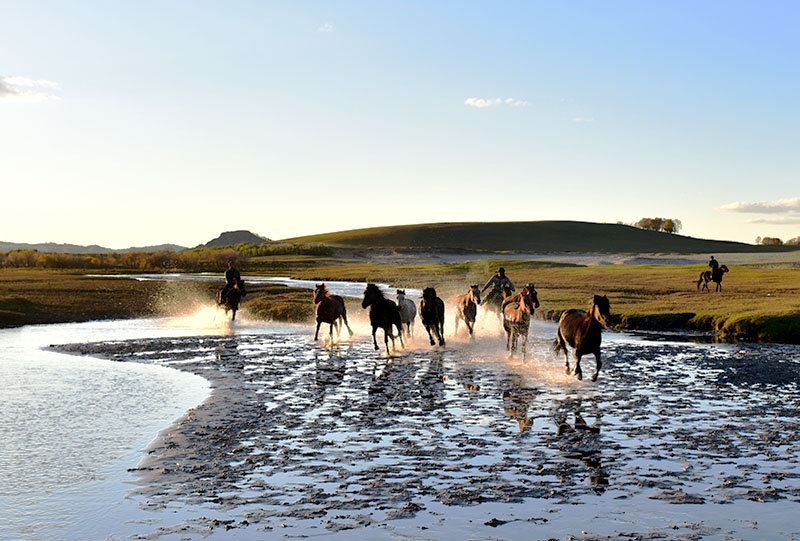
[
  {"x1": 0, "y1": 242, "x2": 333, "y2": 270},
  {"x1": 756, "y1": 236, "x2": 800, "y2": 246},
  {"x1": 634, "y1": 217, "x2": 683, "y2": 234}
]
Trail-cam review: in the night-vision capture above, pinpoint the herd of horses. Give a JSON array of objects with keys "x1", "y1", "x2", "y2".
[{"x1": 313, "y1": 282, "x2": 612, "y2": 382}]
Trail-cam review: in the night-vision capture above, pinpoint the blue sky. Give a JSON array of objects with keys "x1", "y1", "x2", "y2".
[{"x1": 1, "y1": 1, "x2": 798, "y2": 247}]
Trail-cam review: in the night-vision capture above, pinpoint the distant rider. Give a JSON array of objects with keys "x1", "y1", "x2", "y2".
[
  {"x1": 708, "y1": 255, "x2": 721, "y2": 280},
  {"x1": 219, "y1": 261, "x2": 241, "y2": 305},
  {"x1": 482, "y1": 266, "x2": 515, "y2": 306}
]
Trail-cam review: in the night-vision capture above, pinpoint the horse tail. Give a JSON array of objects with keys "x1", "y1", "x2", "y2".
[
  {"x1": 696, "y1": 272, "x2": 704, "y2": 290},
  {"x1": 553, "y1": 327, "x2": 567, "y2": 354}
]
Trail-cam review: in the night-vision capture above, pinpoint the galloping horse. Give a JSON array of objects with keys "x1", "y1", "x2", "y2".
[
  {"x1": 484, "y1": 284, "x2": 515, "y2": 321},
  {"x1": 554, "y1": 295, "x2": 612, "y2": 382},
  {"x1": 396, "y1": 289, "x2": 417, "y2": 339},
  {"x1": 313, "y1": 283, "x2": 354, "y2": 342},
  {"x1": 219, "y1": 279, "x2": 243, "y2": 321},
  {"x1": 454, "y1": 284, "x2": 481, "y2": 338},
  {"x1": 362, "y1": 284, "x2": 404, "y2": 354},
  {"x1": 697, "y1": 265, "x2": 729, "y2": 292},
  {"x1": 502, "y1": 283, "x2": 539, "y2": 358},
  {"x1": 419, "y1": 287, "x2": 446, "y2": 347}
]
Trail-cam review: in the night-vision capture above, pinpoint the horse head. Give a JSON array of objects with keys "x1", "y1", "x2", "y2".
[
  {"x1": 396, "y1": 289, "x2": 406, "y2": 303},
  {"x1": 314, "y1": 283, "x2": 328, "y2": 303},
  {"x1": 591, "y1": 294, "x2": 612, "y2": 327},
  {"x1": 469, "y1": 284, "x2": 481, "y2": 305},
  {"x1": 523, "y1": 283, "x2": 540, "y2": 310},
  {"x1": 720, "y1": 265, "x2": 730, "y2": 274},
  {"x1": 362, "y1": 283, "x2": 384, "y2": 309}
]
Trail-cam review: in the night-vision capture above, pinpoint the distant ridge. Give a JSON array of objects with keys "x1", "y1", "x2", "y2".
[
  {"x1": 199, "y1": 230, "x2": 270, "y2": 248},
  {"x1": 284, "y1": 221, "x2": 796, "y2": 254},
  {"x1": 0, "y1": 241, "x2": 186, "y2": 254}
]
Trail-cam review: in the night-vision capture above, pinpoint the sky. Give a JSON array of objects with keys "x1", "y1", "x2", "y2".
[{"x1": 1, "y1": 0, "x2": 799, "y2": 248}]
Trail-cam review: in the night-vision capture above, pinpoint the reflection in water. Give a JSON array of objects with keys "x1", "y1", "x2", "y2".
[
  {"x1": 553, "y1": 396, "x2": 608, "y2": 492},
  {"x1": 500, "y1": 376, "x2": 538, "y2": 433}
]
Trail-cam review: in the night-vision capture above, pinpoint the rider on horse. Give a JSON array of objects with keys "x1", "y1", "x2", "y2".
[
  {"x1": 482, "y1": 267, "x2": 515, "y2": 307},
  {"x1": 708, "y1": 256, "x2": 722, "y2": 281},
  {"x1": 219, "y1": 261, "x2": 243, "y2": 305}
]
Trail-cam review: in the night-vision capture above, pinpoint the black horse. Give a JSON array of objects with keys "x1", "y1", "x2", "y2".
[
  {"x1": 419, "y1": 287, "x2": 446, "y2": 346},
  {"x1": 362, "y1": 283, "x2": 404, "y2": 354},
  {"x1": 219, "y1": 279, "x2": 243, "y2": 321}
]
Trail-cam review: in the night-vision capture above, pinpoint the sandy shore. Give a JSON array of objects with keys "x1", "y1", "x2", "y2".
[{"x1": 52, "y1": 324, "x2": 800, "y2": 540}]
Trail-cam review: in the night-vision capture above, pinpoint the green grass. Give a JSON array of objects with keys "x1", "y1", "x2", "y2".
[
  {"x1": 3, "y1": 260, "x2": 799, "y2": 343},
  {"x1": 285, "y1": 220, "x2": 798, "y2": 254}
]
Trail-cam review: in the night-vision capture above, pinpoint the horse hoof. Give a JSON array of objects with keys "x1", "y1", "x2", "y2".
[
  {"x1": 591, "y1": 373, "x2": 599, "y2": 382},
  {"x1": 575, "y1": 371, "x2": 583, "y2": 381},
  {"x1": 429, "y1": 341, "x2": 435, "y2": 346},
  {"x1": 374, "y1": 345, "x2": 380, "y2": 351},
  {"x1": 565, "y1": 367, "x2": 571, "y2": 375}
]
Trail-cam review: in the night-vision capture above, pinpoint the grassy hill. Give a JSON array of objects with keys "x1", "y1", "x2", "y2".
[{"x1": 285, "y1": 221, "x2": 796, "y2": 254}]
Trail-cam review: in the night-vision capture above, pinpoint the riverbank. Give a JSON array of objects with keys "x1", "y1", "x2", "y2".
[{"x1": 2, "y1": 261, "x2": 799, "y2": 343}]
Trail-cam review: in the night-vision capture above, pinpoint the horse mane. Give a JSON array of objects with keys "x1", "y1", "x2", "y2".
[
  {"x1": 366, "y1": 283, "x2": 386, "y2": 299},
  {"x1": 423, "y1": 287, "x2": 437, "y2": 298}
]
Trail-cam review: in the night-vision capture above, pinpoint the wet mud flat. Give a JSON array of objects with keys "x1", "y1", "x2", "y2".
[{"x1": 53, "y1": 331, "x2": 800, "y2": 540}]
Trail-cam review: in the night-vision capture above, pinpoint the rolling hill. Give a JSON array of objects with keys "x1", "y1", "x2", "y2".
[
  {"x1": 199, "y1": 230, "x2": 270, "y2": 248},
  {"x1": 284, "y1": 221, "x2": 796, "y2": 254},
  {"x1": 0, "y1": 241, "x2": 186, "y2": 254}
]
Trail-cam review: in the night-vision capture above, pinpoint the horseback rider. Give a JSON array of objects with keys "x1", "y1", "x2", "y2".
[
  {"x1": 708, "y1": 256, "x2": 721, "y2": 281},
  {"x1": 219, "y1": 260, "x2": 242, "y2": 305},
  {"x1": 482, "y1": 266, "x2": 515, "y2": 306}
]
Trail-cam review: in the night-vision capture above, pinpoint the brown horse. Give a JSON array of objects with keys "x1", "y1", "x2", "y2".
[
  {"x1": 554, "y1": 295, "x2": 611, "y2": 382},
  {"x1": 454, "y1": 284, "x2": 481, "y2": 338},
  {"x1": 502, "y1": 283, "x2": 539, "y2": 358},
  {"x1": 362, "y1": 283, "x2": 404, "y2": 354},
  {"x1": 697, "y1": 264, "x2": 729, "y2": 292},
  {"x1": 419, "y1": 287, "x2": 446, "y2": 347},
  {"x1": 484, "y1": 284, "x2": 515, "y2": 321},
  {"x1": 313, "y1": 283, "x2": 353, "y2": 342}
]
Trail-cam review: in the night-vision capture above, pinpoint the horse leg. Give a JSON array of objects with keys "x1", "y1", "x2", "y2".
[
  {"x1": 385, "y1": 328, "x2": 391, "y2": 355},
  {"x1": 329, "y1": 322, "x2": 335, "y2": 344},
  {"x1": 591, "y1": 349, "x2": 602, "y2": 382},
  {"x1": 314, "y1": 321, "x2": 322, "y2": 341},
  {"x1": 342, "y1": 312, "x2": 354, "y2": 337},
  {"x1": 454, "y1": 317, "x2": 459, "y2": 337},
  {"x1": 232, "y1": 309, "x2": 236, "y2": 321},
  {"x1": 521, "y1": 328, "x2": 529, "y2": 360},
  {"x1": 574, "y1": 352, "x2": 583, "y2": 381},
  {"x1": 467, "y1": 318, "x2": 474, "y2": 339},
  {"x1": 439, "y1": 320, "x2": 446, "y2": 346},
  {"x1": 397, "y1": 324, "x2": 405, "y2": 349},
  {"x1": 372, "y1": 326, "x2": 380, "y2": 351},
  {"x1": 426, "y1": 325, "x2": 435, "y2": 346}
]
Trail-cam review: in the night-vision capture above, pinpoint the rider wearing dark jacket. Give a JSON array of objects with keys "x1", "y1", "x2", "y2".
[
  {"x1": 708, "y1": 256, "x2": 719, "y2": 272},
  {"x1": 482, "y1": 267, "x2": 515, "y2": 305},
  {"x1": 219, "y1": 261, "x2": 241, "y2": 304}
]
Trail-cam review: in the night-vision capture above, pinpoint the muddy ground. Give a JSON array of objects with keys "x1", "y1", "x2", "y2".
[{"x1": 53, "y1": 327, "x2": 800, "y2": 540}]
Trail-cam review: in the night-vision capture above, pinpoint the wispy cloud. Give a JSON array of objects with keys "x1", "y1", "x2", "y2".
[
  {"x1": 747, "y1": 216, "x2": 800, "y2": 225},
  {"x1": 464, "y1": 97, "x2": 528, "y2": 108},
  {"x1": 572, "y1": 116, "x2": 594, "y2": 123},
  {"x1": 719, "y1": 197, "x2": 800, "y2": 215},
  {"x1": 0, "y1": 75, "x2": 61, "y2": 103},
  {"x1": 317, "y1": 22, "x2": 335, "y2": 33}
]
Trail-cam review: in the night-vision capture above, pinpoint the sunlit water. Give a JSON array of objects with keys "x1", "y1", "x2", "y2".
[{"x1": 2, "y1": 275, "x2": 799, "y2": 540}]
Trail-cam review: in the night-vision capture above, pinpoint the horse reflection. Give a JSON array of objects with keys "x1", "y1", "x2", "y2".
[
  {"x1": 313, "y1": 349, "x2": 348, "y2": 404},
  {"x1": 500, "y1": 377, "x2": 538, "y2": 433},
  {"x1": 552, "y1": 397, "x2": 608, "y2": 492}
]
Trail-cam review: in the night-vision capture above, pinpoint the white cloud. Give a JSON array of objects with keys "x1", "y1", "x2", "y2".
[
  {"x1": 747, "y1": 217, "x2": 800, "y2": 225},
  {"x1": 0, "y1": 75, "x2": 61, "y2": 103},
  {"x1": 464, "y1": 97, "x2": 528, "y2": 108},
  {"x1": 572, "y1": 116, "x2": 594, "y2": 123},
  {"x1": 317, "y1": 22, "x2": 334, "y2": 33},
  {"x1": 719, "y1": 197, "x2": 800, "y2": 215}
]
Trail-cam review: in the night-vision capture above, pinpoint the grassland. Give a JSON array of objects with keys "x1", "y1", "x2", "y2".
[
  {"x1": 2, "y1": 259, "x2": 799, "y2": 343},
  {"x1": 285, "y1": 220, "x2": 796, "y2": 254}
]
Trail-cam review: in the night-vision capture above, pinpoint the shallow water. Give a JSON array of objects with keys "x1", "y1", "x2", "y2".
[{"x1": 2, "y1": 275, "x2": 800, "y2": 540}]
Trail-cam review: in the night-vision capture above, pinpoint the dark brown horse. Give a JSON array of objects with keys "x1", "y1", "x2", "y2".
[
  {"x1": 502, "y1": 283, "x2": 539, "y2": 358},
  {"x1": 220, "y1": 280, "x2": 242, "y2": 321},
  {"x1": 313, "y1": 283, "x2": 353, "y2": 342},
  {"x1": 554, "y1": 295, "x2": 611, "y2": 382},
  {"x1": 697, "y1": 264, "x2": 729, "y2": 292},
  {"x1": 454, "y1": 284, "x2": 481, "y2": 338},
  {"x1": 484, "y1": 284, "x2": 515, "y2": 321},
  {"x1": 419, "y1": 287, "x2": 446, "y2": 346},
  {"x1": 362, "y1": 283, "x2": 404, "y2": 354}
]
